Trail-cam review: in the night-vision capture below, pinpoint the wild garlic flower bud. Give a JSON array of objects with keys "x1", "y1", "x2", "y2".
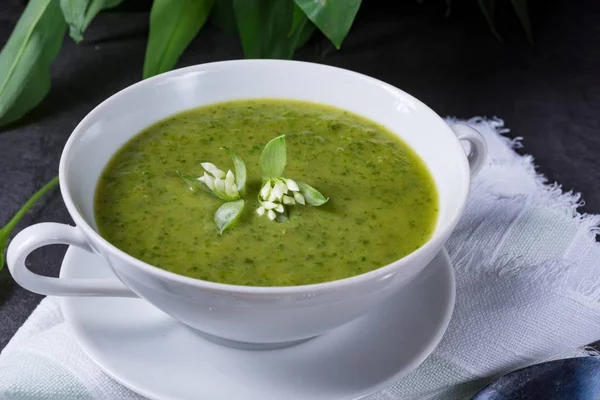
[
  {"x1": 198, "y1": 162, "x2": 240, "y2": 201},
  {"x1": 256, "y1": 178, "x2": 305, "y2": 220}
]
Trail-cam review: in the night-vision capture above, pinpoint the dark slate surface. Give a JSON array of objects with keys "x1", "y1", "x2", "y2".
[{"x1": 1, "y1": 0, "x2": 599, "y2": 350}]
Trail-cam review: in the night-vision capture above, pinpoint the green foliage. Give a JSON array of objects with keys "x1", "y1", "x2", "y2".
[
  {"x1": 476, "y1": 0, "x2": 534, "y2": 44},
  {"x1": 0, "y1": 177, "x2": 59, "y2": 270},
  {"x1": 477, "y1": 0, "x2": 502, "y2": 42},
  {"x1": 143, "y1": 0, "x2": 214, "y2": 78},
  {"x1": 0, "y1": 0, "x2": 534, "y2": 127},
  {"x1": 510, "y1": 0, "x2": 534, "y2": 45},
  {"x1": 60, "y1": 0, "x2": 124, "y2": 43},
  {"x1": 233, "y1": 0, "x2": 315, "y2": 59},
  {"x1": 210, "y1": 0, "x2": 237, "y2": 34},
  {"x1": 294, "y1": 0, "x2": 361, "y2": 49},
  {"x1": 0, "y1": 0, "x2": 66, "y2": 127},
  {"x1": 0, "y1": 0, "x2": 536, "y2": 267}
]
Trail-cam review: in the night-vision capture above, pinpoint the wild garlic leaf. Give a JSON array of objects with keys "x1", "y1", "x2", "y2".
[
  {"x1": 210, "y1": 0, "x2": 238, "y2": 34},
  {"x1": 293, "y1": 0, "x2": 361, "y2": 49},
  {"x1": 287, "y1": 4, "x2": 315, "y2": 50},
  {"x1": 260, "y1": 135, "x2": 287, "y2": 179},
  {"x1": 0, "y1": 0, "x2": 67, "y2": 127},
  {"x1": 233, "y1": 0, "x2": 314, "y2": 58},
  {"x1": 176, "y1": 171, "x2": 216, "y2": 197},
  {"x1": 143, "y1": 0, "x2": 214, "y2": 79},
  {"x1": 510, "y1": 0, "x2": 534, "y2": 45},
  {"x1": 0, "y1": 176, "x2": 59, "y2": 269},
  {"x1": 477, "y1": 0, "x2": 502, "y2": 42},
  {"x1": 297, "y1": 182, "x2": 329, "y2": 206},
  {"x1": 221, "y1": 146, "x2": 247, "y2": 197},
  {"x1": 288, "y1": 3, "x2": 305, "y2": 37},
  {"x1": 60, "y1": 0, "x2": 124, "y2": 43},
  {"x1": 214, "y1": 199, "x2": 245, "y2": 234}
]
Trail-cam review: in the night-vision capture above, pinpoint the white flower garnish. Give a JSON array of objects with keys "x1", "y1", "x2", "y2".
[
  {"x1": 201, "y1": 162, "x2": 225, "y2": 179},
  {"x1": 257, "y1": 178, "x2": 298, "y2": 219},
  {"x1": 198, "y1": 165, "x2": 240, "y2": 201},
  {"x1": 256, "y1": 135, "x2": 329, "y2": 222},
  {"x1": 177, "y1": 147, "x2": 247, "y2": 234}
]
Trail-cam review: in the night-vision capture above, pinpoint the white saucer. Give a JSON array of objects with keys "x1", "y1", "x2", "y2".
[{"x1": 61, "y1": 247, "x2": 455, "y2": 400}]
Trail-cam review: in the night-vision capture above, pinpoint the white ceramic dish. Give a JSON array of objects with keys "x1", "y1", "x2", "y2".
[
  {"x1": 8, "y1": 60, "x2": 484, "y2": 346},
  {"x1": 61, "y1": 245, "x2": 455, "y2": 400}
]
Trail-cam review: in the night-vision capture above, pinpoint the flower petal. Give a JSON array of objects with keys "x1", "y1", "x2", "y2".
[
  {"x1": 276, "y1": 181, "x2": 288, "y2": 195},
  {"x1": 256, "y1": 206, "x2": 265, "y2": 216},
  {"x1": 271, "y1": 182, "x2": 283, "y2": 200},
  {"x1": 225, "y1": 170, "x2": 235, "y2": 185},
  {"x1": 267, "y1": 210, "x2": 276, "y2": 220},
  {"x1": 201, "y1": 162, "x2": 218, "y2": 173},
  {"x1": 282, "y1": 195, "x2": 295, "y2": 205},
  {"x1": 202, "y1": 163, "x2": 225, "y2": 179},
  {"x1": 259, "y1": 181, "x2": 272, "y2": 200},
  {"x1": 293, "y1": 192, "x2": 305, "y2": 205},
  {"x1": 211, "y1": 169, "x2": 225, "y2": 179},
  {"x1": 214, "y1": 178, "x2": 225, "y2": 194},
  {"x1": 275, "y1": 204, "x2": 285, "y2": 213},
  {"x1": 221, "y1": 147, "x2": 247, "y2": 197},
  {"x1": 261, "y1": 201, "x2": 278, "y2": 210},
  {"x1": 285, "y1": 178, "x2": 299, "y2": 191},
  {"x1": 198, "y1": 172, "x2": 215, "y2": 190},
  {"x1": 225, "y1": 181, "x2": 239, "y2": 198}
]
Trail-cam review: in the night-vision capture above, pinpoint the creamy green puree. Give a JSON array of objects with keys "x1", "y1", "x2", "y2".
[{"x1": 95, "y1": 99, "x2": 438, "y2": 286}]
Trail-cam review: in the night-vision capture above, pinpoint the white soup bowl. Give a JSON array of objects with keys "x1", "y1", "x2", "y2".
[{"x1": 7, "y1": 60, "x2": 485, "y2": 346}]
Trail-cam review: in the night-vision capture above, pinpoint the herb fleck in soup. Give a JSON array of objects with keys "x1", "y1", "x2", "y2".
[{"x1": 95, "y1": 99, "x2": 438, "y2": 286}]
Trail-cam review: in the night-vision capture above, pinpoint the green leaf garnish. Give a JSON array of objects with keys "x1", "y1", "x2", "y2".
[
  {"x1": 0, "y1": 176, "x2": 59, "y2": 269},
  {"x1": 297, "y1": 181, "x2": 329, "y2": 206},
  {"x1": 214, "y1": 199, "x2": 245, "y2": 234},
  {"x1": 260, "y1": 135, "x2": 287, "y2": 179},
  {"x1": 221, "y1": 147, "x2": 247, "y2": 197}
]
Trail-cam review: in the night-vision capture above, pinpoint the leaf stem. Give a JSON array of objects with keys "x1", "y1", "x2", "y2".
[{"x1": 0, "y1": 176, "x2": 59, "y2": 235}]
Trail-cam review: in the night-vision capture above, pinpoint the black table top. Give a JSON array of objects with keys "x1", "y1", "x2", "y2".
[{"x1": 1, "y1": 0, "x2": 599, "y2": 351}]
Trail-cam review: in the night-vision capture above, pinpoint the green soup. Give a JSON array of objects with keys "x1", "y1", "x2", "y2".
[{"x1": 95, "y1": 99, "x2": 438, "y2": 286}]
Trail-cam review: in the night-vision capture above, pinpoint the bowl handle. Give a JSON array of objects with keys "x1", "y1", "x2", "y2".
[
  {"x1": 6, "y1": 222, "x2": 137, "y2": 297},
  {"x1": 450, "y1": 124, "x2": 487, "y2": 177}
]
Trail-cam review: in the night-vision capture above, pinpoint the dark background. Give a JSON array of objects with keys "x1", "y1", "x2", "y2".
[{"x1": 1, "y1": 0, "x2": 599, "y2": 350}]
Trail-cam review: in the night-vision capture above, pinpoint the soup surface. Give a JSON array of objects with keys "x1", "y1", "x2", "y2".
[{"x1": 95, "y1": 99, "x2": 438, "y2": 286}]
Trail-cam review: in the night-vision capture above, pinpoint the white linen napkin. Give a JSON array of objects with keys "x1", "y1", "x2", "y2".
[{"x1": 1, "y1": 118, "x2": 600, "y2": 400}]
